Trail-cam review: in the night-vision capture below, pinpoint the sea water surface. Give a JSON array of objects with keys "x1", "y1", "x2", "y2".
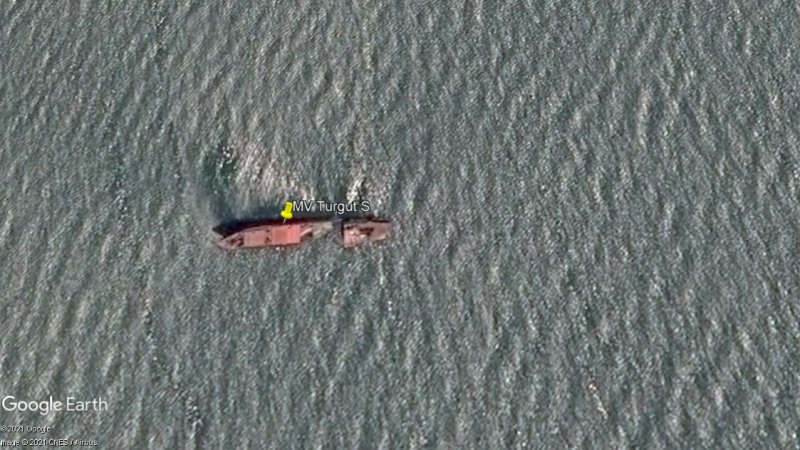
[{"x1": 1, "y1": 1, "x2": 799, "y2": 448}]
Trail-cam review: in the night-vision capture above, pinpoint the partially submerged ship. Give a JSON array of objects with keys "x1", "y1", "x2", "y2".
[
  {"x1": 215, "y1": 216, "x2": 390, "y2": 250},
  {"x1": 215, "y1": 218, "x2": 333, "y2": 250},
  {"x1": 341, "y1": 218, "x2": 392, "y2": 247}
]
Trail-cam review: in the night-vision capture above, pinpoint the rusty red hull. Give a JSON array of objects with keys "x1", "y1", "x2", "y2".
[{"x1": 216, "y1": 219, "x2": 333, "y2": 250}]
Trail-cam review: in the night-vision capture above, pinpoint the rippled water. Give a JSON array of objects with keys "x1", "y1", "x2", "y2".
[{"x1": 1, "y1": 1, "x2": 799, "y2": 448}]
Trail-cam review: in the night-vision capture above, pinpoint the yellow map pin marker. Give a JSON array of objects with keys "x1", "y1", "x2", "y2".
[{"x1": 280, "y1": 201, "x2": 293, "y2": 220}]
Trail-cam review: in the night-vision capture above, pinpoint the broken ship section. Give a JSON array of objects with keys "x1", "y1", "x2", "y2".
[{"x1": 341, "y1": 218, "x2": 392, "y2": 247}]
